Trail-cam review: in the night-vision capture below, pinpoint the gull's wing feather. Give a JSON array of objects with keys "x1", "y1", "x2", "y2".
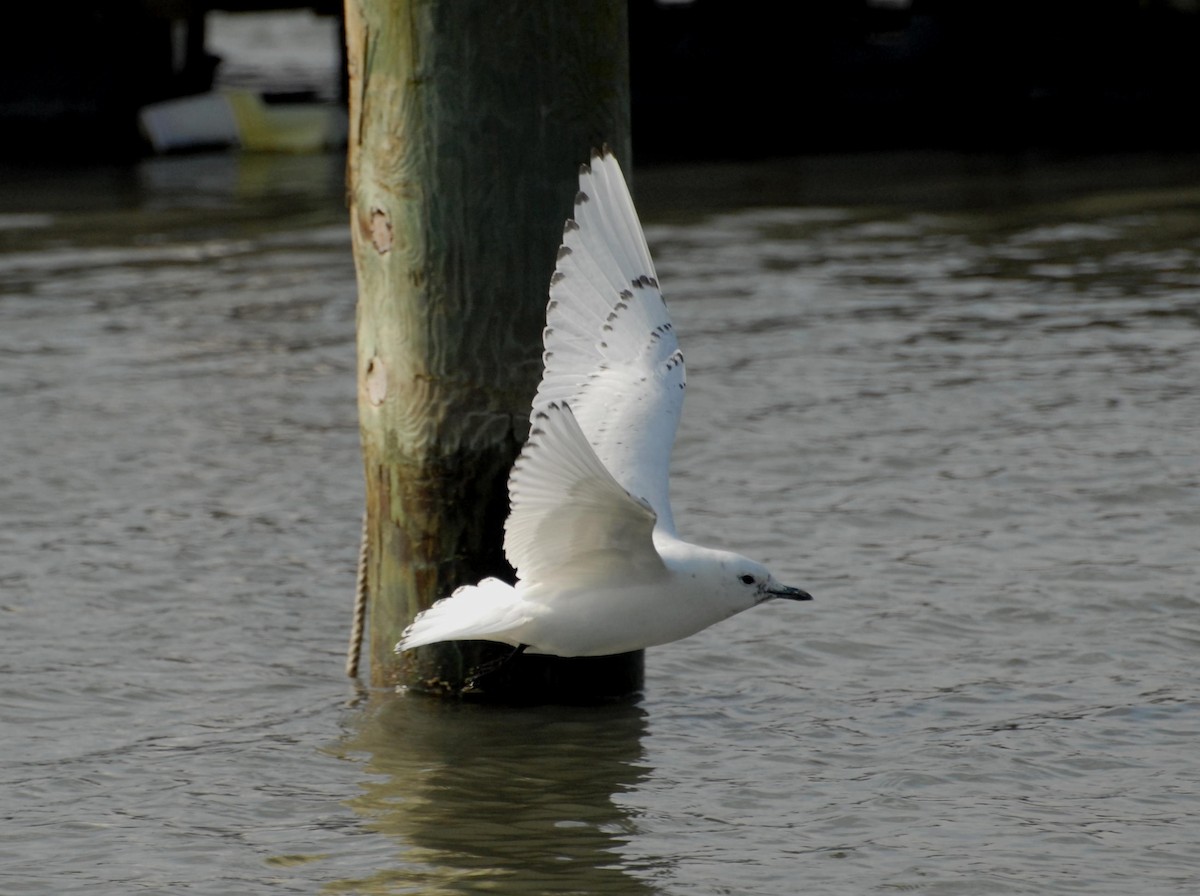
[
  {"x1": 505, "y1": 402, "x2": 665, "y2": 587},
  {"x1": 532, "y1": 149, "x2": 684, "y2": 534}
]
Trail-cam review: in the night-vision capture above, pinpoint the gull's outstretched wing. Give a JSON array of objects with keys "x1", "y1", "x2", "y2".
[
  {"x1": 505, "y1": 402, "x2": 666, "y2": 588},
  {"x1": 532, "y1": 149, "x2": 684, "y2": 534}
]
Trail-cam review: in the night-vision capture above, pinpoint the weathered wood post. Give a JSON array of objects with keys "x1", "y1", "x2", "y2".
[{"x1": 344, "y1": 0, "x2": 643, "y2": 699}]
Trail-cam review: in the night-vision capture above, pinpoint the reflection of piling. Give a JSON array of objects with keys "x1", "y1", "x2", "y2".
[
  {"x1": 340, "y1": 696, "x2": 654, "y2": 892},
  {"x1": 344, "y1": 0, "x2": 643, "y2": 699}
]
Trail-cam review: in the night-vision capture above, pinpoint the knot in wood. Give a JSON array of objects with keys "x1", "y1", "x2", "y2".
[
  {"x1": 370, "y1": 208, "x2": 392, "y2": 254},
  {"x1": 366, "y1": 356, "x2": 388, "y2": 405}
]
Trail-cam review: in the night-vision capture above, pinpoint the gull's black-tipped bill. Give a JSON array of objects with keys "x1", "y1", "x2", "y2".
[{"x1": 769, "y1": 584, "x2": 813, "y2": 602}]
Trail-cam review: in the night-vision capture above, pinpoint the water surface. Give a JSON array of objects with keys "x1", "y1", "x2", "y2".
[{"x1": 2, "y1": 150, "x2": 1198, "y2": 895}]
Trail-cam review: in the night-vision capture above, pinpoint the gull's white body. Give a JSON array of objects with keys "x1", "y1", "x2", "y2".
[{"x1": 396, "y1": 150, "x2": 809, "y2": 659}]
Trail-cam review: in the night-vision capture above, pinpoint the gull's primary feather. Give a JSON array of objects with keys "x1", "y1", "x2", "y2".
[{"x1": 533, "y1": 149, "x2": 683, "y2": 533}]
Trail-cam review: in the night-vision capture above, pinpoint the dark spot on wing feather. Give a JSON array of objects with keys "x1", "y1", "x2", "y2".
[{"x1": 604, "y1": 301, "x2": 629, "y2": 326}]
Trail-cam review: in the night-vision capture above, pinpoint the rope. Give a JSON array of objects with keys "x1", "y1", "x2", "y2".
[{"x1": 346, "y1": 511, "x2": 369, "y2": 678}]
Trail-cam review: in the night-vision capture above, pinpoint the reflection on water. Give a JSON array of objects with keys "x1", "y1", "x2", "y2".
[{"x1": 332, "y1": 697, "x2": 652, "y2": 895}]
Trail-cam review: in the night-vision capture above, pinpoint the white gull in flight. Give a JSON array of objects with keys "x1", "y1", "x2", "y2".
[{"x1": 396, "y1": 148, "x2": 811, "y2": 659}]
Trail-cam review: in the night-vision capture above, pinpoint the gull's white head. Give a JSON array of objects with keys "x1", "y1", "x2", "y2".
[
  {"x1": 730, "y1": 557, "x2": 812, "y2": 606},
  {"x1": 667, "y1": 544, "x2": 813, "y2": 620},
  {"x1": 719, "y1": 554, "x2": 812, "y2": 609}
]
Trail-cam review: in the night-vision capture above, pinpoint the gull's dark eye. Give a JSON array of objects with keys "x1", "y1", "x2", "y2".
[{"x1": 739, "y1": 574, "x2": 756, "y2": 586}]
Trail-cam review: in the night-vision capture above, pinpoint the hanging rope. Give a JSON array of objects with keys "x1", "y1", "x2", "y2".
[{"x1": 346, "y1": 511, "x2": 369, "y2": 678}]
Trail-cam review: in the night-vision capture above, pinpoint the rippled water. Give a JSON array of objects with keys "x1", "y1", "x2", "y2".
[{"x1": 2, "y1": 151, "x2": 1199, "y2": 895}]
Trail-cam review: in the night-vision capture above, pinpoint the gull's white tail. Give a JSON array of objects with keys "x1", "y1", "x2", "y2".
[{"x1": 396, "y1": 577, "x2": 531, "y2": 651}]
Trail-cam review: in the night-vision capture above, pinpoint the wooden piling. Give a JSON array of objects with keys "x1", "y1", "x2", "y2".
[{"x1": 344, "y1": 0, "x2": 643, "y2": 699}]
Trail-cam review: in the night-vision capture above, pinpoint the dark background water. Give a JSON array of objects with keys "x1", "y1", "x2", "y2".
[{"x1": 2, "y1": 146, "x2": 1198, "y2": 894}]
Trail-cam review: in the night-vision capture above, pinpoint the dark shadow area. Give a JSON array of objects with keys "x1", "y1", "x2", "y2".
[
  {"x1": 631, "y1": 0, "x2": 1200, "y2": 161},
  {"x1": 4, "y1": 1, "x2": 1199, "y2": 163}
]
